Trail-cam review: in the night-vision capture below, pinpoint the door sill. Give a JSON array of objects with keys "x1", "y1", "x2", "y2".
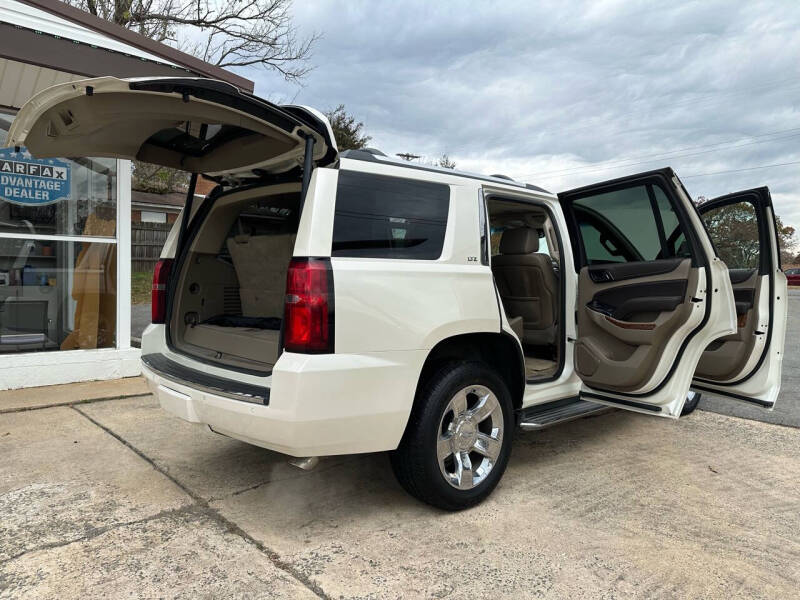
[
  {"x1": 519, "y1": 397, "x2": 608, "y2": 430},
  {"x1": 690, "y1": 384, "x2": 774, "y2": 408},
  {"x1": 580, "y1": 391, "x2": 663, "y2": 412}
]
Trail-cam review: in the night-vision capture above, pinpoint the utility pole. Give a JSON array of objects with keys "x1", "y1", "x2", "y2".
[{"x1": 396, "y1": 152, "x2": 420, "y2": 162}]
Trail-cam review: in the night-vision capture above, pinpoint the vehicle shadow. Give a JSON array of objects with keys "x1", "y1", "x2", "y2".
[{"x1": 200, "y1": 408, "x2": 645, "y2": 523}]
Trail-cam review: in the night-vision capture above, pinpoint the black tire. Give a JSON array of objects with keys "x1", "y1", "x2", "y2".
[
  {"x1": 681, "y1": 391, "x2": 702, "y2": 416},
  {"x1": 390, "y1": 361, "x2": 514, "y2": 511}
]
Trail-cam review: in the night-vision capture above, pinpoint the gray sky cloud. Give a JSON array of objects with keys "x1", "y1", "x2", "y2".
[{"x1": 238, "y1": 0, "x2": 800, "y2": 238}]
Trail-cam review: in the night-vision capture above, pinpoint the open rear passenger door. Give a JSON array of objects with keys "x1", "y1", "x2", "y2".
[
  {"x1": 691, "y1": 187, "x2": 787, "y2": 407},
  {"x1": 559, "y1": 168, "x2": 737, "y2": 417}
]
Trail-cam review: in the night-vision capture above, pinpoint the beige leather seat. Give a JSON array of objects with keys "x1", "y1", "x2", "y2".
[
  {"x1": 492, "y1": 227, "x2": 558, "y2": 345},
  {"x1": 226, "y1": 233, "x2": 295, "y2": 317}
]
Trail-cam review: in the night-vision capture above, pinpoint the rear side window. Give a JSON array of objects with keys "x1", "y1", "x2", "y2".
[
  {"x1": 332, "y1": 171, "x2": 450, "y2": 259},
  {"x1": 700, "y1": 200, "x2": 760, "y2": 270},
  {"x1": 571, "y1": 184, "x2": 692, "y2": 265}
]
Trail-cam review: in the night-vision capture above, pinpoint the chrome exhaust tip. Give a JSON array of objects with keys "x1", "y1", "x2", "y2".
[{"x1": 288, "y1": 456, "x2": 319, "y2": 471}]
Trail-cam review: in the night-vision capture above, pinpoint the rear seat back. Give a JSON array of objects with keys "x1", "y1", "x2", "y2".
[{"x1": 226, "y1": 234, "x2": 295, "y2": 318}]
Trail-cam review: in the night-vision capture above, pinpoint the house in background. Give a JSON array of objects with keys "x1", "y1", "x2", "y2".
[
  {"x1": 0, "y1": 0, "x2": 253, "y2": 390},
  {"x1": 130, "y1": 178, "x2": 217, "y2": 274},
  {"x1": 132, "y1": 191, "x2": 184, "y2": 225},
  {"x1": 131, "y1": 178, "x2": 217, "y2": 225}
]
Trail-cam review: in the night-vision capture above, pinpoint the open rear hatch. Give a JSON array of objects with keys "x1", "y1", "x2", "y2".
[
  {"x1": 167, "y1": 185, "x2": 302, "y2": 374},
  {"x1": 6, "y1": 76, "x2": 337, "y2": 180},
  {"x1": 8, "y1": 76, "x2": 337, "y2": 375}
]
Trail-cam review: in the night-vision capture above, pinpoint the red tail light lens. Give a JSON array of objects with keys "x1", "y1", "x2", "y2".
[
  {"x1": 151, "y1": 259, "x2": 173, "y2": 324},
  {"x1": 284, "y1": 258, "x2": 334, "y2": 353}
]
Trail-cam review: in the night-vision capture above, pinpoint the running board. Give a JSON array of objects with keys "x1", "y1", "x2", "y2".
[{"x1": 519, "y1": 398, "x2": 608, "y2": 430}]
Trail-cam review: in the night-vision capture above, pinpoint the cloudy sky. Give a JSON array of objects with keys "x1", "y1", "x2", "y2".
[{"x1": 238, "y1": 0, "x2": 800, "y2": 236}]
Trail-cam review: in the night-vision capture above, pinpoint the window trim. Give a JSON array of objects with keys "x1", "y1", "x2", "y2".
[
  {"x1": 646, "y1": 184, "x2": 670, "y2": 259},
  {"x1": 561, "y1": 173, "x2": 702, "y2": 270},
  {"x1": 0, "y1": 231, "x2": 117, "y2": 244},
  {"x1": 698, "y1": 192, "x2": 770, "y2": 276},
  {"x1": 483, "y1": 191, "x2": 568, "y2": 386},
  {"x1": 331, "y1": 170, "x2": 451, "y2": 261},
  {"x1": 478, "y1": 188, "x2": 490, "y2": 266}
]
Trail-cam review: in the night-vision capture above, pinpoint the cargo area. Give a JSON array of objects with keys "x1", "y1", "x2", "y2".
[{"x1": 169, "y1": 183, "x2": 302, "y2": 374}]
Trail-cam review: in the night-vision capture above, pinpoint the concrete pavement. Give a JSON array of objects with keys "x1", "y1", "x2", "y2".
[
  {"x1": 131, "y1": 302, "x2": 151, "y2": 343},
  {"x1": 2, "y1": 387, "x2": 800, "y2": 598}
]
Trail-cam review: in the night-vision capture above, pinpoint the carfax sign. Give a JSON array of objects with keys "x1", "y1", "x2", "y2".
[{"x1": 0, "y1": 147, "x2": 71, "y2": 206}]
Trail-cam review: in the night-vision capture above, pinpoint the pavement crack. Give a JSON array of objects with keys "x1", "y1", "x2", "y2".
[
  {"x1": 0, "y1": 392, "x2": 152, "y2": 415},
  {"x1": 192, "y1": 504, "x2": 333, "y2": 600},
  {"x1": 0, "y1": 505, "x2": 195, "y2": 567},
  {"x1": 72, "y1": 404, "x2": 203, "y2": 502},
  {"x1": 70, "y1": 405, "x2": 331, "y2": 600}
]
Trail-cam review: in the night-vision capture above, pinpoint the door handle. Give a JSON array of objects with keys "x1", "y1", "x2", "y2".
[{"x1": 589, "y1": 269, "x2": 614, "y2": 283}]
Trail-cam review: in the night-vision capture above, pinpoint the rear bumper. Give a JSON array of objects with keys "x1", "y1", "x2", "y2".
[
  {"x1": 142, "y1": 353, "x2": 269, "y2": 404},
  {"x1": 141, "y1": 347, "x2": 425, "y2": 457}
]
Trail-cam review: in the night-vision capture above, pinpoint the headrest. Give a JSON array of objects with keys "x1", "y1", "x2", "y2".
[
  {"x1": 499, "y1": 228, "x2": 539, "y2": 255},
  {"x1": 527, "y1": 214, "x2": 546, "y2": 228}
]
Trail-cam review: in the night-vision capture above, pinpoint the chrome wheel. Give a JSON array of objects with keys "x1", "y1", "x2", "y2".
[{"x1": 437, "y1": 385, "x2": 504, "y2": 490}]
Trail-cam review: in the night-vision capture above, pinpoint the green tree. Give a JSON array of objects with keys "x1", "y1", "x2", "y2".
[
  {"x1": 325, "y1": 105, "x2": 371, "y2": 151},
  {"x1": 701, "y1": 202, "x2": 761, "y2": 269},
  {"x1": 776, "y1": 217, "x2": 796, "y2": 265},
  {"x1": 699, "y1": 200, "x2": 797, "y2": 268}
]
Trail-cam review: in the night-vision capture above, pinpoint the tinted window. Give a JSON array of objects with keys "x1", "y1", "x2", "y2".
[
  {"x1": 572, "y1": 183, "x2": 692, "y2": 265},
  {"x1": 701, "y1": 200, "x2": 760, "y2": 270},
  {"x1": 332, "y1": 171, "x2": 450, "y2": 259}
]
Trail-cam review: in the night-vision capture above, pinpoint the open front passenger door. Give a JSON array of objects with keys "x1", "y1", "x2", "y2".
[
  {"x1": 559, "y1": 168, "x2": 737, "y2": 417},
  {"x1": 691, "y1": 187, "x2": 787, "y2": 407}
]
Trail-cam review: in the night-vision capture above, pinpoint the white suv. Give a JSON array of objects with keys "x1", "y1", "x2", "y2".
[{"x1": 10, "y1": 77, "x2": 787, "y2": 510}]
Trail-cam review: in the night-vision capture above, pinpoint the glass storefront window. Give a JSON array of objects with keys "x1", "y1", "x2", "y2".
[
  {"x1": 0, "y1": 110, "x2": 119, "y2": 354},
  {"x1": 0, "y1": 239, "x2": 117, "y2": 351},
  {"x1": 0, "y1": 113, "x2": 117, "y2": 238}
]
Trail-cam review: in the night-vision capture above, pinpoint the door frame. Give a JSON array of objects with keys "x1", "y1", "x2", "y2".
[
  {"x1": 557, "y1": 168, "x2": 723, "y2": 403},
  {"x1": 691, "y1": 187, "x2": 781, "y2": 401},
  {"x1": 481, "y1": 188, "x2": 570, "y2": 386}
]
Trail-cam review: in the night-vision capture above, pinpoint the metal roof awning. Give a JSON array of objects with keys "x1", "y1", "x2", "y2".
[{"x1": 0, "y1": 0, "x2": 254, "y2": 110}]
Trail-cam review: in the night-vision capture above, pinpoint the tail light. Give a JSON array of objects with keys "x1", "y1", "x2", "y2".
[
  {"x1": 284, "y1": 258, "x2": 334, "y2": 353},
  {"x1": 151, "y1": 258, "x2": 173, "y2": 324}
]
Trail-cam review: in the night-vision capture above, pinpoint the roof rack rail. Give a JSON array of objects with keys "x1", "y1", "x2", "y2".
[{"x1": 339, "y1": 149, "x2": 551, "y2": 194}]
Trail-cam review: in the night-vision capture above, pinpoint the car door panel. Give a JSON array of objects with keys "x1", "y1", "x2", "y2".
[
  {"x1": 586, "y1": 256, "x2": 685, "y2": 283},
  {"x1": 559, "y1": 168, "x2": 737, "y2": 416},
  {"x1": 692, "y1": 188, "x2": 786, "y2": 406},
  {"x1": 575, "y1": 258, "x2": 702, "y2": 393},
  {"x1": 695, "y1": 270, "x2": 764, "y2": 380}
]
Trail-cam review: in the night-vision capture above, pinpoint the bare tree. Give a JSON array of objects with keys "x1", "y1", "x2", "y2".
[
  {"x1": 438, "y1": 153, "x2": 456, "y2": 169},
  {"x1": 132, "y1": 161, "x2": 189, "y2": 194},
  {"x1": 66, "y1": 0, "x2": 315, "y2": 193},
  {"x1": 66, "y1": 0, "x2": 317, "y2": 81}
]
